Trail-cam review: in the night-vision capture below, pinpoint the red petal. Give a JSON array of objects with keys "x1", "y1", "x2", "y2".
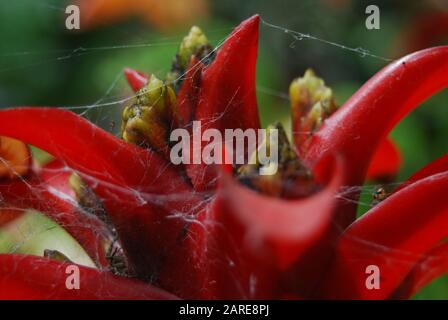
[
  {"x1": 383, "y1": 153, "x2": 448, "y2": 295},
  {"x1": 396, "y1": 154, "x2": 448, "y2": 192},
  {"x1": 0, "y1": 107, "x2": 202, "y2": 280},
  {"x1": 160, "y1": 156, "x2": 344, "y2": 299},
  {"x1": 306, "y1": 47, "x2": 448, "y2": 186},
  {"x1": 392, "y1": 241, "x2": 448, "y2": 299},
  {"x1": 0, "y1": 107, "x2": 167, "y2": 188},
  {"x1": 195, "y1": 15, "x2": 260, "y2": 132},
  {"x1": 0, "y1": 254, "x2": 177, "y2": 299},
  {"x1": 366, "y1": 137, "x2": 402, "y2": 181},
  {"x1": 322, "y1": 171, "x2": 448, "y2": 299},
  {"x1": 182, "y1": 15, "x2": 260, "y2": 192},
  {"x1": 305, "y1": 46, "x2": 448, "y2": 226},
  {"x1": 124, "y1": 68, "x2": 149, "y2": 92}
]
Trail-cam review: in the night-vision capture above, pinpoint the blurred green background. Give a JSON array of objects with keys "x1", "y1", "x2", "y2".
[{"x1": 0, "y1": 0, "x2": 447, "y2": 299}]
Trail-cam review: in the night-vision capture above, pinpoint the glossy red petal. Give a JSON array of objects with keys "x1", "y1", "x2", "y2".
[
  {"x1": 161, "y1": 156, "x2": 344, "y2": 299},
  {"x1": 305, "y1": 46, "x2": 448, "y2": 226},
  {"x1": 366, "y1": 137, "x2": 401, "y2": 181},
  {"x1": 392, "y1": 241, "x2": 448, "y2": 299},
  {"x1": 124, "y1": 68, "x2": 149, "y2": 92},
  {"x1": 0, "y1": 254, "x2": 177, "y2": 300},
  {"x1": 322, "y1": 171, "x2": 448, "y2": 299},
  {"x1": 181, "y1": 15, "x2": 260, "y2": 192},
  {"x1": 195, "y1": 15, "x2": 260, "y2": 132},
  {"x1": 0, "y1": 107, "x2": 202, "y2": 280},
  {"x1": 0, "y1": 107, "x2": 167, "y2": 188}
]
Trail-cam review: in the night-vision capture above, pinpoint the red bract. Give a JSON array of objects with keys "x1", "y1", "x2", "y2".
[
  {"x1": 0, "y1": 254, "x2": 177, "y2": 300},
  {"x1": 397, "y1": 11, "x2": 448, "y2": 55},
  {"x1": 365, "y1": 137, "x2": 401, "y2": 182},
  {"x1": 0, "y1": 15, "x2": 446, "y2": 300}
]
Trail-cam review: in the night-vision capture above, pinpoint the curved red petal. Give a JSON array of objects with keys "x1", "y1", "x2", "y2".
[
  {"x1": 366, "y1": 137, "x2": 402, "y2": 181},
  {"x1": 305, "y1": 46, "x2": 448, "y2": 226},
  {"x1": 0, "y1": 254, "x2": 177, "y2": 300},
  {"x1": 0, "y1": 107, "x2": 203, "y2": 280},
  {"x1": 195, "y1": 15, "x2": 260, "y2": 132},
  {"x1": 392, "y1": 241, "x2": 448, "y2": 299},
  {"x1": 306, "y1": 46, "x2": 448, "y2": 185},
  {"x1": 160, "y1": 156, "x2": 344, "y2": 299},
  {"x1": 178, "y1": 16, "x2": 260, "y2": 192},
  {"x1": 322, "y1": 171, "x2": 448, "y2": 299},
  {"x1": 124, "y1": 68, "x2": 149, "y2": 92},
  {"x1": 0, "y1": 107, "x2": 171, "y2": 188},
  {"x1": 395, "y1": 154, "x2": 448, "y2": 193}
]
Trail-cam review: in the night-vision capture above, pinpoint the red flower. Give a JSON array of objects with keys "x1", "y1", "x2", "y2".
[{"x1": 0, "y1": 15, "x2": 447, "y2": 300}]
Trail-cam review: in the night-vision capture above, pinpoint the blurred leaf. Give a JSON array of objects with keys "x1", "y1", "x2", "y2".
[{"x1": 0, "y1": 210, "x2": 95, "y2": 268}]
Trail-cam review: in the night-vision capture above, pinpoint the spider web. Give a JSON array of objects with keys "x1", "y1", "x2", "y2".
[{"x1": 0, "y1": 0, "x2": 446, "y2": 299}]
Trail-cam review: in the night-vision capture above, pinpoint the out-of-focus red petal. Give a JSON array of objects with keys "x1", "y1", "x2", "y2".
[
  {"x1": 366, "y1": 137, "x2": 402, "y2": 181},
  {"x1": 0, "y1": 254, "x2": 177, "y2": 300},
  {"x1": 395, "y1": 154, "x2": 448, "y2": 193},
  {"x1": 392, "y1": 241, "x2": 448, "y2": 299},
  {"x1": 195, "y1": 15, "x2": 260, "y2": 132},
  {"x1": 321, "y1": 171, "x2": 448, "y2": 299},
  {"x1": 124, "y1": 68, "x2": 149, "y2": 92},
  {"x1": 160, "y1": 156, "x2": 344, "y2": 299},
  {"x1": 0, "y1": 160, "x2": 109, "y2": 268},
  {"x1": 397, "y1": 11, "x2": 448, "y2": 55},
  {"x1": 0, "y1": 107, "x2": 202, "y2": 280},
  {"x1": 305, "y1": 46, "x2": 448, "y2": 227}
]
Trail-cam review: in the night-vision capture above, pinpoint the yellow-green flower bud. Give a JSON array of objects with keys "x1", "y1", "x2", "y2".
[
  {"x1": 167, "y1": 26, "x2": 213, "y2": 86},
  {"x1": 121, "y1": 74, "x2": 178, "y2": 153},
  {"x1": 289, "y1": 69, "x2": 338, "y2": 151}
]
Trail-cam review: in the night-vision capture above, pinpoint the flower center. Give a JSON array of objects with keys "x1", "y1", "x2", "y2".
[{"x1": 237, "y1": 123, "x2": 317, "y2": 198}]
